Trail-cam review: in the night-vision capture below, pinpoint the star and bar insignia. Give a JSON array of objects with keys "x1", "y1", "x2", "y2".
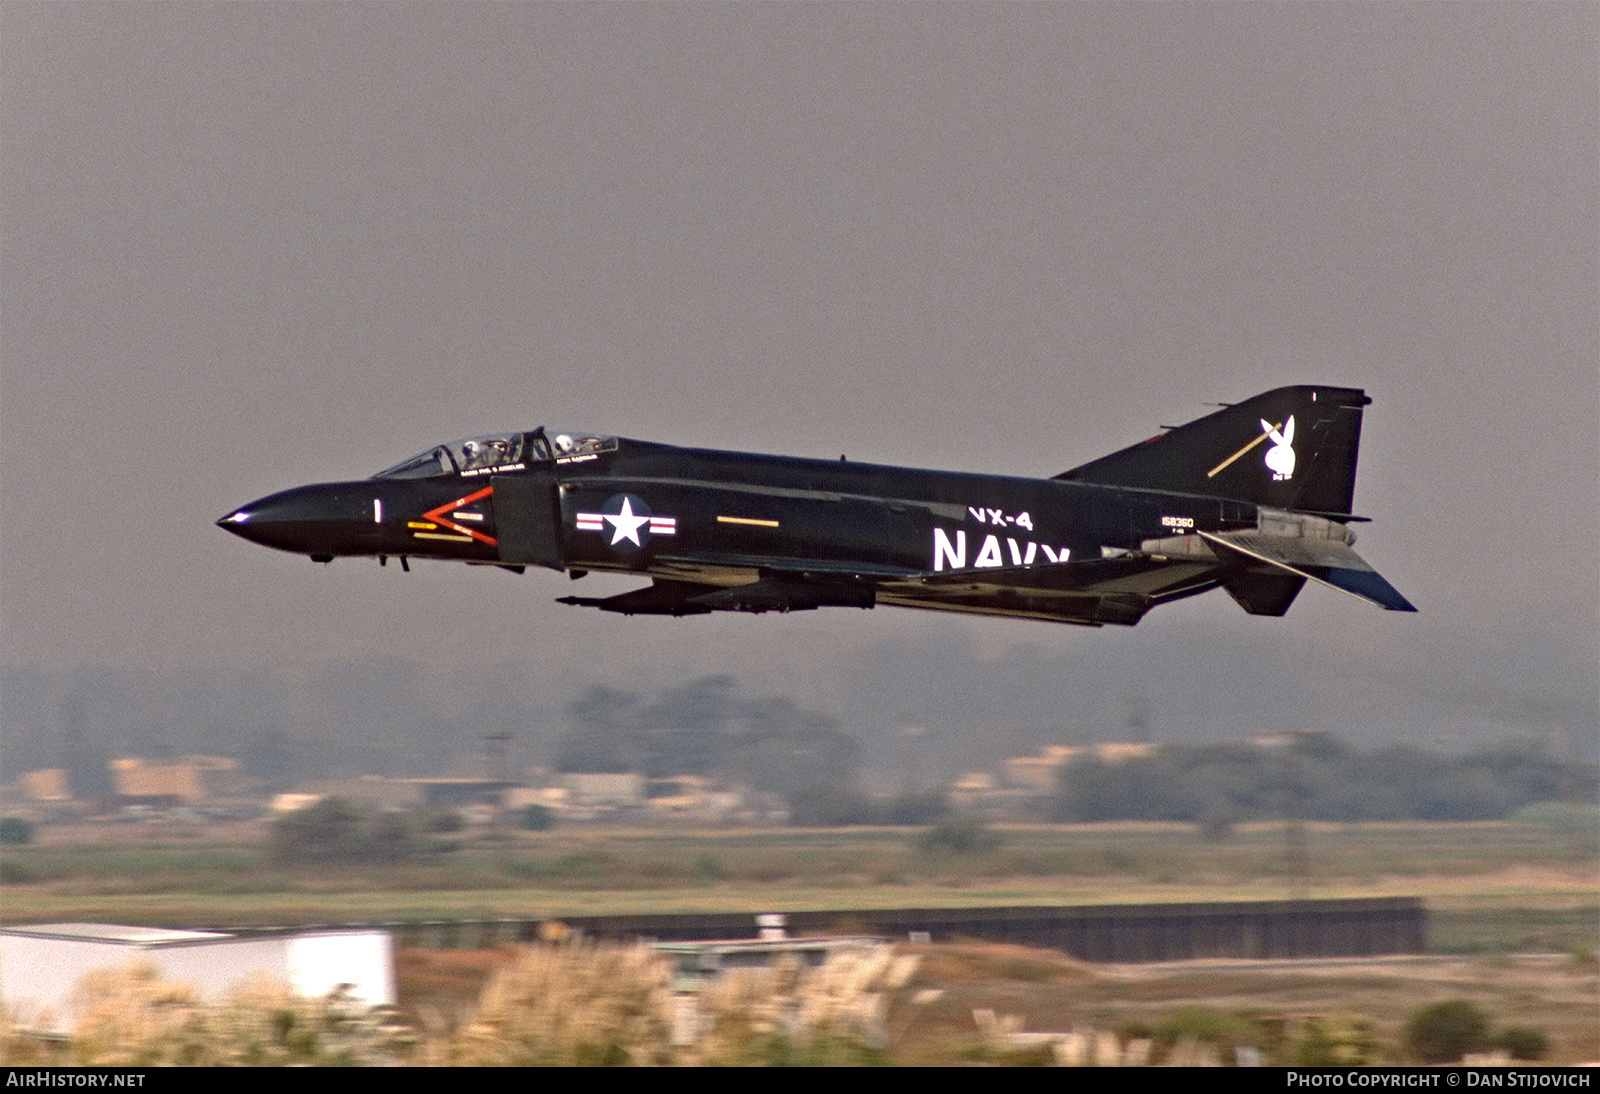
[{"x1": 575, "y1": 494, "x2": 676, "y2": 552}]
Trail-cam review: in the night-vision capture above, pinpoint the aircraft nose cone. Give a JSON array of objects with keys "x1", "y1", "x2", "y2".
[
  {"x1": 216, "y1": 482, "x2": 378, "y2": 557},
  {"x1": 217, "y1": 503, "x2": 273, "y2": 546}
]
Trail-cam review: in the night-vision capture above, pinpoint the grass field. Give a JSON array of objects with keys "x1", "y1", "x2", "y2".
[{"x1": 3, "y1": 819, "x2": 1594, "y2": 954}]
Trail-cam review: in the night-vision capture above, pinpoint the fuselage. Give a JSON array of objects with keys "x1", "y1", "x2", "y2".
[{"x1": 556, "y1": 440, "x2": 1256, "y2": 578}]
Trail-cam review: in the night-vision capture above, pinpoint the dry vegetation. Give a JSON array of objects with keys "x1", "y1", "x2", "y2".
[
  {"x1": 5, "y1": 940, "x2": 1593, "y2": 1066},
  {"x1": 882, "y1": 945, "x2": 1598, "y2": 1066},
  {"x1": 4, "y1": 942, "x2": 912, "y2": 1067}
]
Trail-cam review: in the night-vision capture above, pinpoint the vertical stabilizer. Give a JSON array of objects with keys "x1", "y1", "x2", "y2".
[{"x1": 1056, "y1": 386, "x2": 1370, "y2": 515}]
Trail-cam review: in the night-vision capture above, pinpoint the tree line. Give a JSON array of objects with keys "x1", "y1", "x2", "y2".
[{"x1": 1050, "y1": 732, "x2": 1593, "y2": 825}]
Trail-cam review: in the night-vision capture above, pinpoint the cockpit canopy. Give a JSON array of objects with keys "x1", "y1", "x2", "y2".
[
  {"x1": 371, "y1": 428, "x2": 616, "y2": 479},
  {"x1": 548, "y1": 431, "x2": 615, "y2": 462}
]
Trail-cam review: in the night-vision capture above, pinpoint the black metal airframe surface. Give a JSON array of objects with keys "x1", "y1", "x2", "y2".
[{"x1": 218, "y1": 386, "x2": 1416, "y2": 625}]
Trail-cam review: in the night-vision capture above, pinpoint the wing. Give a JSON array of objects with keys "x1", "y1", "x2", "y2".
[
  {"x1": 558, "y1": 573, "x2": 876, "y2": 615},
  {"x1": 557, "y1": 557, "x2": 1223, "y2": 627}
]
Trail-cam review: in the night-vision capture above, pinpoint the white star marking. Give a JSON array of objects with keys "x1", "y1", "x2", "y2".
[{"x1": 604, "y1": 496, "x2": 651, "y2": 547}]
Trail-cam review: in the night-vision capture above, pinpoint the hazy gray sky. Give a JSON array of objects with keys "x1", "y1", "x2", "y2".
[{"x1": 4, "y1": 3, "x2": 1595, "y2": 766}]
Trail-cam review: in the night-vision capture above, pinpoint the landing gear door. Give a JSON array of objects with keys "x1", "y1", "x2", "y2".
[{"x1": 493, "y1": 471, "x2": 563, "y2": 570}]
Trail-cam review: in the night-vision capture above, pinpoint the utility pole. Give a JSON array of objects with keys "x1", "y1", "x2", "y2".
[
  {"x1": 1275, "y1": 732, "x2": 1311, "y2": 901},
  {"x1": 485, "y1": 730, "x2": 511, "y2": 834}
]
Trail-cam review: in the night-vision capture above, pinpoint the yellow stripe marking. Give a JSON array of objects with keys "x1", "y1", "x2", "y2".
[
  {"x1": 412, "y1": 532, "x2": 472, "y2": 542},
  {"x1": 717, "y1": 516, "x2": 780, "y2": 527},
  {"x1": 408, "y1": 521, "x2": 437, "y2": 530},
  {"x1": 1208, "y1": 421, "x2": 1280, "y2": 479}
]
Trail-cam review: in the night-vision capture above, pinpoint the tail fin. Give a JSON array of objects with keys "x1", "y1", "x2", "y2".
[{"x1": 1056, "y1": 386, "x2": 1370, "y2": 516}]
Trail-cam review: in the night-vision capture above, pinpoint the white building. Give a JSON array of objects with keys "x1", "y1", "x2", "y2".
[{"x1": 0, "y1": 922, "x2": 395, "y2": 1034}]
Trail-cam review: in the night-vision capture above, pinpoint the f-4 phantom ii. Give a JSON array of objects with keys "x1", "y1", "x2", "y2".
[{"x1": 218, "y1": 385, "x2": 1415, "y2": 626}]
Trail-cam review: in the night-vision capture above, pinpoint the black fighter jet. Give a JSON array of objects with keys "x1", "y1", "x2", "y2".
[{"x1": 218, "y1": 385, "x2": 1415, "y2": 626}]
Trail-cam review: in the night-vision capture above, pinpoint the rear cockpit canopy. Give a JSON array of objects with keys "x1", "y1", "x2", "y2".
[
  {"x1": 371, "y1": 428, "x2": 616, "y2": 479},
  {"x1": 548, "y1": 430, "x2": 616, "y2": 463}
]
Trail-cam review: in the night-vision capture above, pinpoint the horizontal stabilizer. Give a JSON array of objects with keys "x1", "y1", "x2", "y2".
[{"x1": 1199, "y1": 531, "x2": 1417, "y2": 612}]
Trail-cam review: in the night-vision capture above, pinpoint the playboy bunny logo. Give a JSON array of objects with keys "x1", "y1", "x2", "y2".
[{"x1": 1261, "y1": 416, "x2": 1295, "y2": 480}]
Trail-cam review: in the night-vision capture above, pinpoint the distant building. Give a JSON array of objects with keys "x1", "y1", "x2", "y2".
[
  {"x1": 955, "y1": 742, "x2": 1161, "y2": 815},
  {"x1": 643, "y1": 775, "x2": 750, "y2": 822},
  {"x1": 1004, "y1": 745, "x2": 1081, "y2": 790},
  {"x1": 1003, "y1": 742, "x2": 1155, "y2": 791},
  {"x1": 950, "y1": 770, "x2": 1034, "y2": 814},
  {"x1": 562, "y1": 772, "x2": 646, "y2": 809},
  {"x1": 505, "y1": 784, "x2": 568, "y2": 812},
  {"x1": 19, "y1": 768, "x2": 71, "y2": 802},
  {"x1": 270, "y1": 791, "x2": 326, "y2": 815},
  {"x1": 107, "y1": 755, "x2": 240, "y2": 806},
  {"x1": 278, "y1": 776, "x2": 513, "y2": 812},
  {"x1": 293, "y1": 778, "x2": 423, "y2": 811},
  {"x1": 1091, "y1": 742, "x2": 1155, "y2": 764}
]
